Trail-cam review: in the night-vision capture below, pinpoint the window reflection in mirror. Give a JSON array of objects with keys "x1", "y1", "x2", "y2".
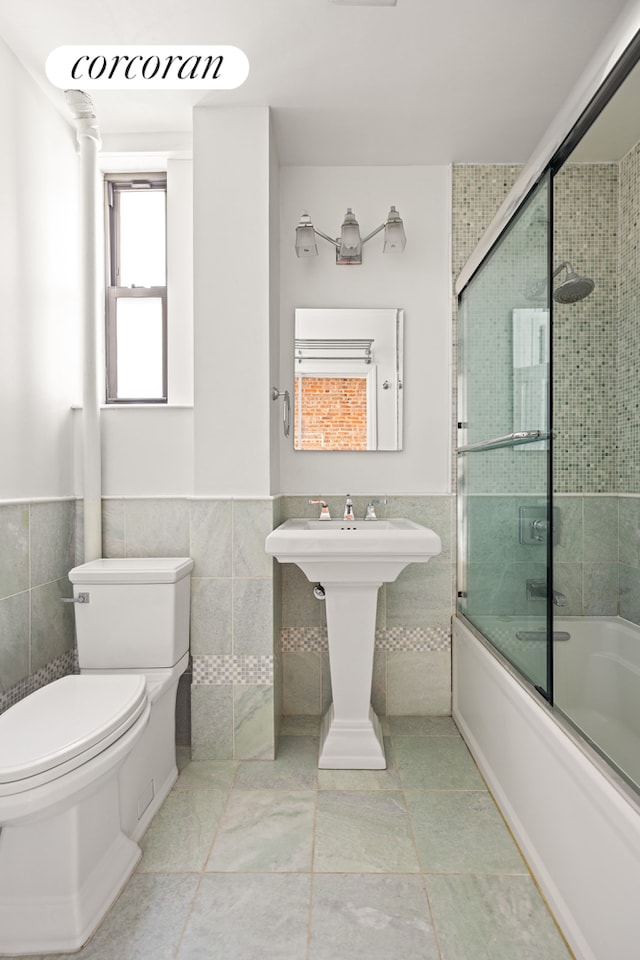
[{"x1": 293, "y1": 308, "x2": 403, "y2": 451}]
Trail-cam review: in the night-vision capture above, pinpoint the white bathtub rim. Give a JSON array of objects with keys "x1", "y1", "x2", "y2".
[
  {"x1": 456, "y1": 611, "x2": 640, "y2": 817},
  {"x1": 453, "y1": 614, "x2": 640, "y2": 960}
]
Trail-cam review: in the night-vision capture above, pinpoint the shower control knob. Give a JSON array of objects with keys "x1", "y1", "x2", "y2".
[{"x1": 531, "y1": 519, "x2": 548, "y2": 541}]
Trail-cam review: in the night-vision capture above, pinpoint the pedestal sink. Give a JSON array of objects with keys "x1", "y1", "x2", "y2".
[{"x1": 265, "y1": 518, "x2": 442, "y2": 769}]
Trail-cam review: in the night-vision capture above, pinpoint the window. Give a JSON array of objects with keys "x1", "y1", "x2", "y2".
[{"x1": 105, "y1": 174, "x2": 167, "y2": 402}]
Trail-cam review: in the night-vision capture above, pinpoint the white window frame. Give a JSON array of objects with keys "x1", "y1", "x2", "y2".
[{"x1": 104, "y1": 173, "x2": 168, "y2": 403}]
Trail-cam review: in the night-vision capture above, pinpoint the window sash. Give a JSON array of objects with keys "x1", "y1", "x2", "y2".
[{"x1": 106, "y1": 287, "x2": 167, "y2": 403}]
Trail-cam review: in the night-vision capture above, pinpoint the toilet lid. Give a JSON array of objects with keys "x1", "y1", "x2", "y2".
[{"x1": 0, "y1": 674, "x2": 147, "y2": 784}]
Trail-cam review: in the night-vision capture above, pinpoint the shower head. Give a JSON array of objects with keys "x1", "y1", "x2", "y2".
[
  {"x1": 526, "y1": 262, "x2": 595, "y2": 304},
  {"x1": 552, "y1": 262, "x2": 595, "y2": 304}
]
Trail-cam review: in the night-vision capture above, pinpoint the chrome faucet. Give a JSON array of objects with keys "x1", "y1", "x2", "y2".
[
  {"x1": 364, "y1": 498, "x2": 387, "y2": 520},
  {"x1": 552, "y1": 589, "x2": 567, "y2": 607},
  {"x1": 526, "y1": 579, "x2": 567, "y2": 606},
  {"x1": 343, "y1": 494, "x2": 355, "y2": 521},
  {"x1": 309, "y1": 498, "x2": 331, "y2": 520}
]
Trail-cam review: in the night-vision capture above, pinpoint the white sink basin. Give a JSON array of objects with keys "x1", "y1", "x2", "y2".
[
  {"x1": 265, "y1": 516, "x2": 441, "y2": 770},
  {"x1": 265, "y1": 517, "x2": 441, "y2": 582}
]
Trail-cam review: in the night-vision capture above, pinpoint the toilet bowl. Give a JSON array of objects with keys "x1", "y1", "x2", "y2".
[
  {"x1": 69, "y1": 557, "x2": 194, "y2": 841},
  {"x1": 0, "y1": 674, "x2": 150, "y2": 956}
]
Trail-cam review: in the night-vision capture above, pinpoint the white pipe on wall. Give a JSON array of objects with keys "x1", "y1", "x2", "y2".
[{"x1": 66, "y1": 91, "x2": 102, "y2": 561}]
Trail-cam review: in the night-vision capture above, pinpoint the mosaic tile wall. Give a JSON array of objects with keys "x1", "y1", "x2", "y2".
[
  {"x1": 452, "y1": 165, "x2": 552, "y2": 498},
  {"x1": 453, "y1": 145, "x2": 640, "y2": 627},
  {"x1": 451, "y1": 166, "x2": 523, "y2": 487},
  {"x1": 552, "y1": 163, "x2": 618, "y2": 494},
  {"x1": 0, "y1": 500, "x2": 77, "y2": 714},
  {"x1": 619, "y1": 140, "x2": 640, "y2": 495},
  {"x1": 453, "y1": 159, "x2": 631, "y2": 497},
  {"x1": 451, "y1": 165, "x2": 523, "y2": 280},
  {"x1": 277, "y1": 495, "x2": 455, "y2": 716},
  {"x1": 617, "y1": 141, "x2": 640, "y2": 623}
]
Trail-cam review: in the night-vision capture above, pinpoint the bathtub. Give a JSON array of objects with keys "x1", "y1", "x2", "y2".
[
  {"x1": 453, "y1": 614, "x2": 640, "y2": 960},
  {"x1": 553, "y1": 617, "x2": 640, "y2": 787}
]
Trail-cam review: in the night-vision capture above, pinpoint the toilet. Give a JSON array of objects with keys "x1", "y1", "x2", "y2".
[
  {"x1": 0, "y1": 556, "x2": 194, "y2": 956},
  {"x1": 0, "y1": 673, "x2": 150, "y2": 955},
  {"x1": 68, "y1": 557, "x2": 195, "y2": 840}
]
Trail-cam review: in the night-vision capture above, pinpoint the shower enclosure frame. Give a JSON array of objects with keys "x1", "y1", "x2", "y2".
[
  {"x1": 456, "y1": 167, "x2": 556, "y2": 702},
  {"x1": 455, "y1": 21, "x2": 640, "y2": 743},
  {"x1": 453, "y1": 10, "x2": 640, "y2": 960}
]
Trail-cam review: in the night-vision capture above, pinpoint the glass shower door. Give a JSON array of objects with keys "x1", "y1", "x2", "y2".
[{"x1": 457, "y1": 174, "x2": 552, "y2": 697}]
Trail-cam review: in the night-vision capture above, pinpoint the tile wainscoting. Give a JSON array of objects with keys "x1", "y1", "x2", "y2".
[
  {"x1": 281, "y1": 625, "x2": 452, "y2": 719},
  {"x1": 7, "y1": 491, "x2": 636, "y2": 758},
  {"x1": 101, "y1": 496, "x2": 281, "y2": 762},
  {"x1": 0, "y1": 499, "x2": 77, "y2": 713},
  {"x1": 1, "y1": 494, "x2": 457, "y2": 758}
]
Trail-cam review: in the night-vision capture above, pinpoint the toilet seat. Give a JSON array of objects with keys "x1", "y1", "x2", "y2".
[{"x1": 0, "y1": 675, "x2": 147, "y2": 795}]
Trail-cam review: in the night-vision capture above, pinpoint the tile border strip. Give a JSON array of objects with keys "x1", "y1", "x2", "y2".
[
  {"x1": 0, "y1": 649, "x2": 77, "y2": 714},
  {"x1": 281, "y1": 626, "x2": 451, "y2": 653},
  {"x1": 192, "y1": 654, "x2": 274, "y2": 685}
]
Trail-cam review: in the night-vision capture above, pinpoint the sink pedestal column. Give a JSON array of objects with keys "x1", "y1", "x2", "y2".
[{"x1": 319, "y1": 581, "x2": 386, "y2": 769}]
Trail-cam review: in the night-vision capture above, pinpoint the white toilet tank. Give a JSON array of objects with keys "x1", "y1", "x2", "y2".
[{"x1": 69, "y1": 558, "x2": 194, "y2": 670}]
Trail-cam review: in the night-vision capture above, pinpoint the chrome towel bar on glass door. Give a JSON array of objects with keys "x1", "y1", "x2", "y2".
[{"x1": 457, "y1": 430, "x2": 549, "y2": 453}]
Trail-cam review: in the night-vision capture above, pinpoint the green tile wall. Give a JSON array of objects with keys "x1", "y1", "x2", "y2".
[
  {"x1": 102, "y1": 496, "x2": 279, "y2": 760},
  {"x1": 0, "y1": 500, "x2": 77, "y2": 713}
]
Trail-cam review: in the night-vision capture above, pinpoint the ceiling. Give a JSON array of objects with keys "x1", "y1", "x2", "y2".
[{"x1": 0, "y1": 0, "x2": 633, "y2": 165}]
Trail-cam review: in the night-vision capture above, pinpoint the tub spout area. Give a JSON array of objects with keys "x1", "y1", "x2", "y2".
[{"x1": 526, "y1": 578, "x2": 566, "y2": 606}]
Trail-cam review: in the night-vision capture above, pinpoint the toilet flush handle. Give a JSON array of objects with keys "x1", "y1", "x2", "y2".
[{"x1": 60, "y1": 592, "x2": 90, "y2": 604}]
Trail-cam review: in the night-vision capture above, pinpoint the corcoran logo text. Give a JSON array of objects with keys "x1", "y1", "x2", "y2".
[{"x1": 46, "y1": 45, "x2": 250, "y2": 89}]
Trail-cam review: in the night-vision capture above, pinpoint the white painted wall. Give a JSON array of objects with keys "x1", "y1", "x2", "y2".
[
  {"x1": 99, "y1": 406, "x2": 194, "y2": 496},
  {"x1": 278, "y1": 165, "x2": 452, "y2": 496},
  {"x1": 8, "y1": 88, "x2": 449, "y2": 502},
  {"x1": 269, "y1": 114, "x2": 282, "y2": 495},
  {"x1": 0, "y1": 36, "x2": 81, "y2": 500},
  {"x1": 193, "y1": 107, "x2": 273, "y2": 497},
  {"x1": 97, "y1": 156, "x2": 195, "y2": 497}
]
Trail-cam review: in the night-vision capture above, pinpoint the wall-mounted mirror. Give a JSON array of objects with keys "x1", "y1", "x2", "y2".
[{"x1": 293, "y1": 308, "x2": 403, "y2": 451}]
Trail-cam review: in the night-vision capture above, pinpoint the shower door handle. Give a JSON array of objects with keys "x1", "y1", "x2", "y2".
[{"x1": 457, "y1": 430, "x2": 548, "y2": 453}]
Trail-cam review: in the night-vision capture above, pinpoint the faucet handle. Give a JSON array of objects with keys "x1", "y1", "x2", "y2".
[
  {"x1": 309, "y1": 498, "x2": 331, "y2": 520},
  {"x1": 364, "y1": 498, "x2": 388, "y2": 520}
]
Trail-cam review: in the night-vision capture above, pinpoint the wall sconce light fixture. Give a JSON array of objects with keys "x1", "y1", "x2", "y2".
[{"x1": 295, "y1": 206, "x2": 406, "y2": 264}]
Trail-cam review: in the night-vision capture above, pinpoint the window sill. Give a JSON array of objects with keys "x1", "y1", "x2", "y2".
[{"x1": 71, "y1": 404, "x2": 194, "y2": 410}]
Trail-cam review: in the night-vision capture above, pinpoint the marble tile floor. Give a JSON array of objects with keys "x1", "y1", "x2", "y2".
[{"x1": 20, "y1": 717, "x2": 573, "y2": 960}]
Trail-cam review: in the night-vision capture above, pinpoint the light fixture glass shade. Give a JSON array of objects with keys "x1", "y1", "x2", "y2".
[
  {"x1": 383, "y1": 205, "x2": 406, "y2": 252},
  {"x1": 295, "y1": 213, "x2": 318, "y2": 257},
  {"x1": 339, "y1": 208, "x2": 362, "y2": 258}
]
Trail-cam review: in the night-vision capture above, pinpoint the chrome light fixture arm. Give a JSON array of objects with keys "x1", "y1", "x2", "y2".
[{"x1": 295, "y1": 206, "x2": 405, "y2": 263}]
